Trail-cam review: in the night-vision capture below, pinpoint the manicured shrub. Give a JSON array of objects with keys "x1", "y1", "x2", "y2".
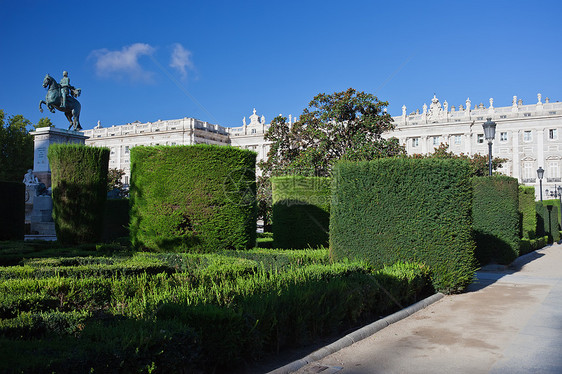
[
  {"x1": 48, "y1": 144, "x2": 109, "y2": 244},
  {"x1": 519, "y1": 185, "x2": 536, "y2": 239},
  {"x1": 271, "y1": 176, "x2": 331, "y2": 249},
  {"x1": 519, "y1": 235, "x2": 549, "y2": 255},
  {"x1": 330, "y1": 158, "x2": 476, "y2": 293},
  {"x1": 536, "y1": 200, "x2": 561, "y2": 243},
  {"x1": 0, "y1": 181, "x2": 25, "y2": 240},
  {"x1": 130, "y1": 145, "x2": 257, "y2": 252},
  {"x1": 0, "y1": 255, "x2": 430, "y2": 373},
  {"x1": 472, "y1": 176, "x2": 520, "y2": 265},
  {"x1": 101, "y1": 198, "x2": 129, "y2": 243}
]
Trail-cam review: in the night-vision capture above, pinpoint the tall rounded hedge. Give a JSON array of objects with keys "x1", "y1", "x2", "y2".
[
  {"x1": 330, "y1": 158, "x2": 476, "y2": 293},
  {"x1": 130, "y1": 145, "x2": 257, "y2": 252},
  {"x1": 472, "y1": 176, "x2": 520, "y2": 265},
  {"x1": 0, "y1": 181, "x2": 24, "y2": 240},
  {"x1": 272, "y1": 176, "x2": 331, "y2": 249},
  {"x1": 48, "y1": 144, "x2": 109, "y2": 244}
]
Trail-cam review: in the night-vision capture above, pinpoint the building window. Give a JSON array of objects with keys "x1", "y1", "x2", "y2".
[
  {"x1": 523, "y1": 131, "x2": 532, "y2": 142},
  {"x1": 524, "y1": 113, "x2": 531, "y2": 117},
  {"x1": 549, "y1": 111, "x2": 556, "y2": 115},
  {"x1": 433, "y1": 136, "x2": 440, "y2": 146},
  {"x1": 523, "y1": 162, "x2": 534, "y2": 180},
  {"x1": 477, "y1": 117, "x2": 483, "y2": 120},
  {"x1": 500, "y1": 132, "x2": 508, "y2": 142},
  {"x1": 454, "y1": 135, "x2": 462, "y2": 145},
  {"x1": 124, "y1": 176, "x2": 129, "y2": 185},
  {"x1": 549, "y1": 129, "x2": 558, "y2": 140},
  {"x1": 125, "y1": 146, "x2": 129, "y2": 154},
  {"x1": 477, "y1": 134, "x2": 484, "y2": 144},
  {"x1": 251, "y1": 129, "x2": 256, "y2": 134},
  {"x1": 500, "y1": 115, "x2": 507, "y2": 119},
  {"x1": 412, "y1": 138, "x2": 419, "y2": 147},
  {"x1": 548, "y1": 161, "x2": 560, "y2": 180}
]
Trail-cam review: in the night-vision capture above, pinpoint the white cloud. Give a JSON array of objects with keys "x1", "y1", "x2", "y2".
[
  {"x1": 90, "y1": 43, "x2": 156, "y2": 81},
  {"x1": 169, "y1": 43, "x2": 195, "y2": 80}
]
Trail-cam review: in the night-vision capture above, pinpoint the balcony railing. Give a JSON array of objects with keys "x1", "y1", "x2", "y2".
[
  {"x1": 522, "y1": 178, "x2": 536, "y2": 183},
  {"x1": 546, "y1": 178, "x2": 561, "y2": 182}
]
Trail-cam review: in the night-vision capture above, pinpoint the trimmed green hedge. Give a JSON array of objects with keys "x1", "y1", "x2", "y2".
[
  {"x1": 48, "y1": 144, "x2": 109, "y2": 244},
  {"x1": 330, "y1": 158, "x2": 476, "y2": 293},
  {"x1": 272, "y1": 176, "x2": 331, "y2": 249},
  {"x1": 0, "y1": 259, "x2": 430, "y2": 372},
  {"x1": 130, "y1": 145, "x2": 257, "y2": 252},
  {"x1": 472, "y1": 176, "x2": 520, "y2": 265},
  {"x1": 519, "y1": 186, "x2": 537, "y2": 239},
  {"x1": 0, "y1": 182, "x2": 25, "y2": 240},
  {"x1": 536, "y1": 200, "x2": 561, "y2": 243},
  {"x1": 520, "y1": 235, "x2": 548, "y2": 255}
]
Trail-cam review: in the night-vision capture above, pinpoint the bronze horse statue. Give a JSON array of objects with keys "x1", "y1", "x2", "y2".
[{"x1": 39, "y1": 74, "x2": 82, "y2": 131}]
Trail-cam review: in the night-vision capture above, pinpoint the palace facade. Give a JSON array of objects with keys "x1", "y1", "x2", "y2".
[
  {"x1": 82, "y1": 93, "x2": 562, "y2": 199},
  {"x1": 386, "y1": 94, "x2": 562, "y2": 199}
]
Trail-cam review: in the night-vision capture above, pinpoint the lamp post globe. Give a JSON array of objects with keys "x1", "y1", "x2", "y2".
[
  {"x1": 537, "y1": 167, "x2": 544, "y2": 201},
  {"x1": 482, "y1": 118, "x2": 497, "y2": 176}
]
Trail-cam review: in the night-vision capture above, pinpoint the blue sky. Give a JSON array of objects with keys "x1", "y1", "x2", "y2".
[{"x1": 1, "y1": 0, "x2": 561, "y2": 130}]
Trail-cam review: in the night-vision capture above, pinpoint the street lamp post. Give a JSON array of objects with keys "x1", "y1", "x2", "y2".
[
  {"x1": 537, "y1": 167, "x2": 545, "y2": 201},
  {"x1": 482, "y1": 118, "x2": 497, "y2": 176}
]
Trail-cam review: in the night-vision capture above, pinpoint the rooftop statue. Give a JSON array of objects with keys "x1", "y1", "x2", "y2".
[{"x1": 39, "y1": 72, "x2": 82, "y2": 131}]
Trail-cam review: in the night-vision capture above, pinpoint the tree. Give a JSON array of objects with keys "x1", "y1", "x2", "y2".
[
  {"x1": 413, "y1": 143, "x2": 507, "y2": 176},
  {"x1": 0, "y1": 110, "x2": 34, "y2": 182},
  {"x1": 259, "y1": 88, "x2": 405, "y2": 177},
  {"x1": 256, "y1": 88, "x2": 406, "y2": 227},
  {"x1": 34, "y1": 117, "x2": 54, "y2": 129}
]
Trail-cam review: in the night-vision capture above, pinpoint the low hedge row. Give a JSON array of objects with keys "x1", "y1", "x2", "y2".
[
  {"x1": 0, "y1": 259, "x2": 431, "y2": 372},
  {"x1": 519, "y1": 235, "x2": 549, "y2": 256}
]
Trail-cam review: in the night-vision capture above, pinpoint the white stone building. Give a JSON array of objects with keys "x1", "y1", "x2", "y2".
[
  {"x1": 386, "y1": 94, "x2": 562, "y2": 199},
  {"x1": 82, "y1": 95, "x2": 562, "y2": 199}
]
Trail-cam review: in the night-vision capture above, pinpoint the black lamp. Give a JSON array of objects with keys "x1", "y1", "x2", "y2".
[
  {"x1": 482, "y1": 118, "x2": 497, "y2": 176},
  {"x1": 537, "y1": 167, "x2": 544, "y2": 201}
]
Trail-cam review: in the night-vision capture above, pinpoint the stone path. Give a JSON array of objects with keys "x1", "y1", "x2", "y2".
[{"x1": 287, "y1": 243, "x2": 562, "y2": 374}]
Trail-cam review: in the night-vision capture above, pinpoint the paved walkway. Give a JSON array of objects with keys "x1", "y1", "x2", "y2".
[{"x1": 291, "y1": 242, "x2": 562, "y2": 374}]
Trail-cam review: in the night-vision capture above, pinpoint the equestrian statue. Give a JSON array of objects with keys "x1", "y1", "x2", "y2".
[{"x1": 39, "y1": 71, "x2": 82, "y2": 131}]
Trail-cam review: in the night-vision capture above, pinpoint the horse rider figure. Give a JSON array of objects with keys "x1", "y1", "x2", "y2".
[{"x1": 59, "y1": 71, "x2": 71, "y2": 108}]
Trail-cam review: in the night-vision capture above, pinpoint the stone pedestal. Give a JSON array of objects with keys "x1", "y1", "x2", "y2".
[
  {"x1": 29, "y1": 195, "x2": 56, "y2": 237},
  {"x1": 30, "y1": 127, "x2": 89, "y2": 188}
]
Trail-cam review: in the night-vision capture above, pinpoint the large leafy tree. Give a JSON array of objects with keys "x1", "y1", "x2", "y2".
[
  {"x1": 256, "y1": 88, "x2": 405, "y2": 227},
  {"x1": 0, "y1": 110, "x2": 34, "y2": 182},
  {"x1": 259, "y1": 88, "x2": 405, "y2": 177}
]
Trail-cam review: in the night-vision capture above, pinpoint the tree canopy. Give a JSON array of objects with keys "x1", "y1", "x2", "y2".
[
  {"x1": 259, "y1": 88, "x2": 405, "y2": 177},
  {"x1": 0, "y1": 110, "x2": 34, "y2": 182},
  {"x1": 34, "y1": 117, "x2": 54, "y2": 129}
]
